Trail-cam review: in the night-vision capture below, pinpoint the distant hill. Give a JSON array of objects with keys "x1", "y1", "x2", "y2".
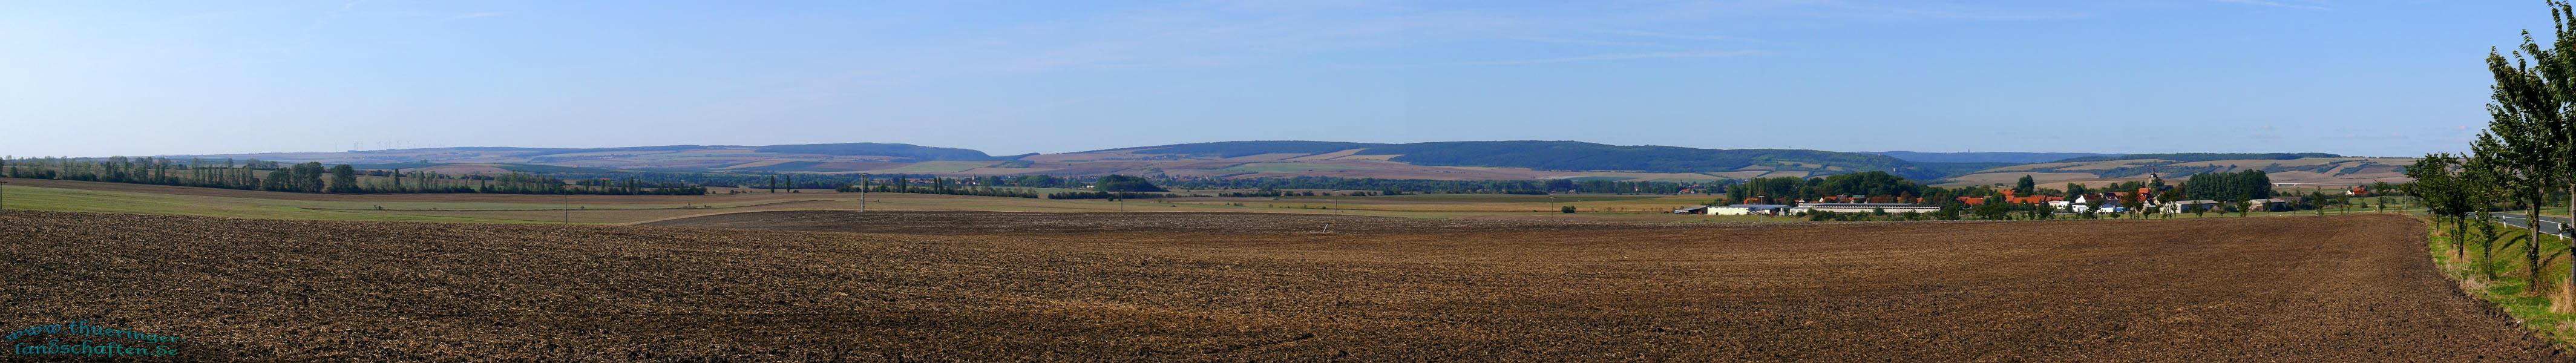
[
  {"x1": 146, "y1": 140, "x2": 2397, "y2": 185},
  {"x1": 1092, "y1": 140, "x2": 1377, "y2": 157},
  {"x1": 750, "y1": 143, "x2": 998, "y2": 160},
  {"x1": 1103, "y1": 140, "x2": 1941, "y2": 179},
  {"x1": 1937, "y1": 156, "x2": 2412, "y2": 188},
  {"x1": 163, "y1": 142, "x2": 1003, "y2": 172},
  {"x1": 2048, "y1": 153, "x2": 2341, "y2": 163},
  {"x1": 1862, "y1": 151, "x2": 2116, "y2": 164}
]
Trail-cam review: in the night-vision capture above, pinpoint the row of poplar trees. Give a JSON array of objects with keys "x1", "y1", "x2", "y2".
[{"x1": 2419, "y1": 0, "x2": 2576, "y2": 313}]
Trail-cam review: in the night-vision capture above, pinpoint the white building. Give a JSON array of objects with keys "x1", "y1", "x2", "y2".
[
  {"x1": 2162, "y1": 200, "x2": 2221, "y2": 214},
  {"x1": 1708, "y1": 204, "x2": 1789, "y2": 215},
  {"x1": 2055, "y1": 195, "x2": 2103, "y2": 213},
  {"x1": 1793, "y1": 203, "x2": 1942, "y2": 215}
]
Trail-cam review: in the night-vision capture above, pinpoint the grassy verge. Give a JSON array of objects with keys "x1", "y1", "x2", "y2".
[{"x1": 2422, "y1": 216, "x2": 2576, "y2": 349}]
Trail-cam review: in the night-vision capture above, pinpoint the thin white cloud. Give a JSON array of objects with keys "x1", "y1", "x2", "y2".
[
  {"x1": 1596, "y1": 29, "x2": 1762, "y2": 42},
  {"x1": 2213, "y1": 0, "x2": 2330, "y2": 10},
  {"x1": 1510, "y1": 36, "x2": 1677, "y2": 48},
  {"x1": 1797, "y1": 1, "x2": 2086, "y2": 21},
  {"x1": 1444, "y1": 50, "x2": 1770, "y2": 66}
]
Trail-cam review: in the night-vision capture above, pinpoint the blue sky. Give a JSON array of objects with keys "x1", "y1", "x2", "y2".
[{"x1": 0, "y1": 1, "x2": 2540, "y2": 157}]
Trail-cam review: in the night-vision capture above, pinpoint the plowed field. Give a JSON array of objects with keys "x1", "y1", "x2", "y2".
[{"x1": 1, "y1": 211, "x2": 2558, "y2": 361}]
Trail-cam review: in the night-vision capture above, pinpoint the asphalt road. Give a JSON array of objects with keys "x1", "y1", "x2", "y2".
[{"x1": 2498, "y1": 213, "x2": 2571, "y2": 237}]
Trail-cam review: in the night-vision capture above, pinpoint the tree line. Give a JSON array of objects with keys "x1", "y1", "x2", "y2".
[
  {"x1": 2410, "y1": 1, "x2": 2576, "y2": 315},
  {"x1": 0, "y1": 156, "x2": 706, "y2": 195}
]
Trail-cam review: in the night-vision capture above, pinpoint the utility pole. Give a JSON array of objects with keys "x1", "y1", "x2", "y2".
[
  {"x1": 1, "y1": 180, "x2": 9, "y2": 211},
  {"x1": 562, "y1": 190, "x2": 570, "y2": 224},
  {"x1": 860, "y1": 173, "x2": 869, "y2": 212}
]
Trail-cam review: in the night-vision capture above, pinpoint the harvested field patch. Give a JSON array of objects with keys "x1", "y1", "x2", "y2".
[
  {"x1": 641, "y1": 210, "x2": 1669, "y2": 234},
  {"x1": 0, "y1": 211, "x2": 2560, "y2": 361}
]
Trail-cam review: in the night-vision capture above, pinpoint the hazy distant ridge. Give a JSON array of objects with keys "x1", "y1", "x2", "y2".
[
  {"x1": 148, "y1": 141, "x2": 2382, "y2": 184},
  {"x1": 2048, "y1": 153, "x2": 2342, "y2": 163},
  {"x1": 1861, "y1": 151, "x2": 2116, "y2": 164}
]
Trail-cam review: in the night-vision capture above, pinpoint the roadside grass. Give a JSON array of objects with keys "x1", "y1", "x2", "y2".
[{"x1": 2424, "y1": 216, "x2": 2576, "y2": 350}]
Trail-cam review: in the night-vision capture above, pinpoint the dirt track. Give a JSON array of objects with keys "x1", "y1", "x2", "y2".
[{"x1": 0, "y1": 211, "x2": 2561, "y2": 361}]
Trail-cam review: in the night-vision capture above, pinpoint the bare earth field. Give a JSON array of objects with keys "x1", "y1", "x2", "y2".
[
  {"x1": 640, "y1": 210, "x2": 1688, "y2": 234},
  {"x1": 1, "y1": 211, "x2": 2561, "y2": 361}
]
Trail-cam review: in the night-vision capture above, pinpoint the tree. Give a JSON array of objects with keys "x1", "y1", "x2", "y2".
[
  {"x1": 2485, "y1": 11, "x2": 2571, "y2": 298},
  {"x1": 2472, "y1": 132, "x2": 2529, "y2": 281},
  {"x1": 2014, "y1": 175, "x2": 2036, "y2": 195},
  {"x1": 1095, "y1": 174, "x2": 1167, "y2": 192},
  {"x1": 2180, "y1": 170, "x2": 2273, "y2": 202},
  {"x1": 289, "y1": 162, "x2": 325, "y2": 193},
  {"x1": 2406, "y1": 153, "x2": 2468, "y2": 260},
  {"x1": 2545, "y1": 3, "x2": 2576, "y2": 309},
  {"x1": 327, "y1": 165, "x2": 359, "y2": 194}
]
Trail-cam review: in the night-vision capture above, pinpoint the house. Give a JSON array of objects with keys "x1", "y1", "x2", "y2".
[
  {"x1": 2004, "y1": 195, "x2": 2063, "y2": 204},
  {"x1": 2053, "y1": 194, "x2": 2104, "y2": 213},
  {"x1": 1708, "y1": 204, "x2": 1789, "y2": 215},
  {"x1": 2057, "y1": 193, "x2": 2135, "y2": 213},
  {"x1": 1794, "y1": 203, "x2": 1942, "y2": 215},
  {"x1": 2162, "y1": 200, "x2": 2221, "y2": 214},
  {"x1": 2093, "y1": 194, "x2": 2125, "y2": 212},
  {"x1": 1958, "y1": 197, "x2": 1989, "y2": 206},
  {"x1": 1998, "y1": 189, "x2": 2063, "y2": 204},
  {"x1": 2251, "y1": 197, "x2": 2304, "y2": 212}
]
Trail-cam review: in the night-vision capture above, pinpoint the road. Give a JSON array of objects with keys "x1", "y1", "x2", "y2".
[{"x1": 2498, "y1": 213, "x2": 2572, "y2": 237}]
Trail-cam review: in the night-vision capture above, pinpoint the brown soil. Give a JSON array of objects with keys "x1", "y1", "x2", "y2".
[
  {"x1": 0, "y1": 211, "x2": 2558, "y2": 361},
  {"x1": 0, "y1": 177, "x2": 833, "y2": 204},
  {"x1": 639, "y1": 210, "x2": 1677, "y2": 234}
]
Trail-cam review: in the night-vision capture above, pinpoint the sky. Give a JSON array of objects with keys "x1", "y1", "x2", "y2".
[{"x1": 0, "y1": 0, "x2": 2545, "y2": 158}]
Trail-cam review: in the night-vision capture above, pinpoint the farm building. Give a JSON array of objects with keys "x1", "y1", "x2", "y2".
[
  {"x1": 2250, "y1": 197, "x2": 2306, "y2": 212},
  {"x1": 1672, "y1": 206, "x2": 1711, "y2": 214},
  {"x1": 1708, "y1": 204, "x2": 1789, "y2": 215},
  {"x1": 2052, "y1": 194, "x2": 2127, "y2": 213},
  {"x1": 1793, "y1": 203, "x2": 1942, "y2": 215},
  {"x1": 2162, "y1": 200, "x2": 2222, "y2": 214}
]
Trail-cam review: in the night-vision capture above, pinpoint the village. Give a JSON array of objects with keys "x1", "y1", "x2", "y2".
[{"x1": 1674, "y1": 182, "x2": 2369, "y2": 218}]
